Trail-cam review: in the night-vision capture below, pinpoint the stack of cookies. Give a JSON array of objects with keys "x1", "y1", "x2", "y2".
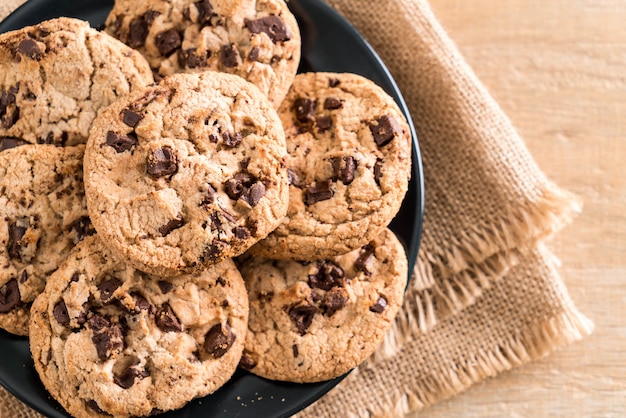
[{"x1": 0, "y1": 1, "x2": 412, "y2": 416}]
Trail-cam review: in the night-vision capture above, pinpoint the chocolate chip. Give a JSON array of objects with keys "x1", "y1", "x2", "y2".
[
  {"x1": 328, "y1": 78, "x2": 341, "y2": 87},
  {"x1": 308, "y1": 260, "x2": 345, "y2": 291},
  {"x1": 155, "y1": 29, "x2": 182, "y2": 57},
  {"x1": 114, "y1": 365, "x2": 149, "y2": 389},
  {"x1": 143, "y1": 10, "x2": 161, "y2": 24},
  {"x1": 156, "y1": 303, "x2": 182, "y2": 332},
  {"x1": 245, "y1": 16, "x2": 291, "y2": 42},
  {"x1": 195, "y1": 0, "x2": 215, "y2": 25},
  {"x1": 146, "y1": 146, "x2": 178, "y2": 179},
  {"x1": 122, "y1": 109, "x2": 143, "y2": 128},
  {"x1": 0, "y1": 90, "x2": 19, "y2": 129},
  {"x1": 0, "y1": 137, "x2": 28, "y2": 152},
  {"x1": 7, "y1": 219, "x2": 28, "y2": 260},
  {"x1": 216, "y1": 277, "x2": 226, "y2": 286},
  {"x1": 316, "y1": 116, "x2": 332, "y2": 132},
  {"x1": 270, "y1": 54, "x2": 281, "y2": 65},
  {"x1": 88, "y1": 315, "x2": 125, "y2": 361},
  {"x1": 370, "y1": 115, "x2": 401, "y2": 147},
  {"x1": 292, "y1": 344, "x2": 299, "y2": 358},
  {"x1": 128, "y1": 18, "x2": 149, "y2": 48},
  {"x1": 201, "y1": 240, "x2": 225, "y2": 263},
  {"x1": 98, "y1": 277, "x2": 122, "y2": 303},
  {"x1": 374, "y1": 158, "x2": 383, "y2": 186},
  {"x1": 293, "y1": 98, "x2": 316, "y2": 123},
  {"x1": 204, "y1": 322, "x2": 236, "y2": 358},
  {"x1": 224, "y1": 172, "x2": 254, "y2": 200},
  {"x1": 220, "y1": 43, "x2": 239, "y2": 68},
  {"x1": 178, "y1": 48, "x2": 208, "y2": 68},
  {"x1": 287, "y1": 168, "x2": 304, "y2": 188},
  {"x1": 331, "y1": 156, "x2": 356, "y2": 185},
  {"x1": 242, "y1": 182, "x2": 265, "y2": 207},
  {"x1": 288, "y1": 302, "x2": 317, "y2": 335},
  {"x1": 322, "y1": 287, "x2": 349, "y2": 316},
  {"x1": 19, "y1": 270, "x2": 27, "y2": 283},
  {"x1": 86, "y1": 399, "x2": 108, "y2": 415},
  {"x1": 17, "y1": 38, "x2": 42, "y2": 60},
  {"x1": 233, "y1": 226, "x2": 250, "y2": 239},
  {"x1": 0, "y1": 279, "x2": 20, "y2": 313},
  {"x1": 71, "y1": 216, "x2": 96, "y2": 243},
  {"x1": 248, "y1": 46, "x2": 260, "y2": 61},
  {"x1": 355, "y1": 244, "x2": 375, "y2": 273},
  {"x1": 370, "y1": 296, "x2": 388, "y2": 313},
  {"x1": 200, "y1": 184, "x2": 216, "y2": 209},
  {"x1": 157, "y1": 280, "x2": 173, "y2": 294},
  {"x1": 239, "y1": 351, "x2": 257, "y2": 370},
  {"x1": 53, "y1": 300, "x2": 70, "y2": 326},
  {"x1": 305, "y1": 180, "x2": 333, "y2": 205},
  {"x1": 324, "y1": 97, "x2": 342, "y2": 110},
  {"x1": 130, "y1": 292, "x2": 151, "y2": 312},
  {"x1": 158, "y1": 216, "x2": 184, "y2": 236},
  {"x1": 105, "y1": 131, "x2": 137, "y2": 153},
  {"x1": 222, "y1": 131, "x2": 242, "y2": 147}
]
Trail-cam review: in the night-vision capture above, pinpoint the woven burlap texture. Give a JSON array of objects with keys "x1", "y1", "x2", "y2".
[{"x1": 0, "y1": 0, "x2": 592, "y2": 417}]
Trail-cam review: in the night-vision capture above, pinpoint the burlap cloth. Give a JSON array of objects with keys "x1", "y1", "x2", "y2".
[{"x1": 0, "y1": 0, "x2": 593, "y2": 417}]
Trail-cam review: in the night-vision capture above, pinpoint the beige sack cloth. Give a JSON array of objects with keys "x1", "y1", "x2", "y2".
[{"x1": 0, "y1": 0, "x2": 592, "y2": 417}]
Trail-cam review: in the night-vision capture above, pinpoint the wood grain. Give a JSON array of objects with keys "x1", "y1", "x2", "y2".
[{"x1": 409, "y1": 0, "x2": 626, "y2": 416}]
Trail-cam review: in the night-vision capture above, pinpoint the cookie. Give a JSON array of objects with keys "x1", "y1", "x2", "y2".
[
  {"x1": 105, "y1": 0, "x2": 301, "y2": 108},
  {"x1": 249, "y1": 72, "x2": 412, "y2": 260},
  {"x1": 238, "y1": 228, "x2": 407, "y2": 383},
  {"x1": 0, "y1": 143, "x2": 92, "y2": 336},
  {"x1": 84, "y1": 72, "x2": 289, "y2": 277},
  {"x1": 0, "y1": 17, "x2": 153, "y2": 146},
  {"x1": 29, "y1": 234, "x2": 248, "y2": 418}
]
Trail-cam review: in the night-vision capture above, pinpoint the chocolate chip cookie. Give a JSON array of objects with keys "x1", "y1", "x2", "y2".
[
  {"x1": 0, "y1": 17, "x2": 154, "y2": 146},
  {"x1": 249, "y1": 72, "x2": 412, "y2": 260},
  {"x1": 239, "y1": 228, "x2": 407, "y2": 383},
  {"x1": 0, "y1": 143, "x2": 92, "y2": 336},
  {"x1": 84, "y1": 72, "x2": 289, "y2": 277},
  {"x1": 29, "y1": 234, "x2": 248, "y2": 417},
  {"x1": 105, "y1": 0, "x2": 301, "y2": 108}
]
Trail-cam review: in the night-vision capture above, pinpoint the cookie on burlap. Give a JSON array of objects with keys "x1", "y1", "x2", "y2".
[
  {"x1": 238, "y1": 227, "x2": 408, "y2": 383},
  {"x1": 29, "y1": 235, "x2": 248, "y2": 418},
  {"x1": 105, "y1": 0, "x2": 301, "y2": 108},
  {"x1": 0, "y1": 17, "x2": 153, "y2": 146},
  {"x1": 84, "y1": 72, "x2": 288, "y2": 277},
  {"x1": 249, "y1": 72, "x2": 412, "y2": 260},
  {"x1": 0, "y1": 142, "x2": 92, "y2": 336}
]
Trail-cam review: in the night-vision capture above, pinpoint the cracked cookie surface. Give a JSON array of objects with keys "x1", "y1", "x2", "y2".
[
  {"x1": 0, "y1": 17, "x2": 153, "y2": 146},
  {"x1": 105, "y1": 0, "x2": 300, "y2": 108},
  {"x1": 0, "y1": 143, "x2": 92, "y2": 336},
  {"x1": 249, "y1": 72, "x2": 412, "y2": 260},
  {"x1": 29, "y1": 235, "x2": 248, "y2": 418},
  {"x1": 239, "y1": 228, "x2": 407, "y2": 383},
  {"x1": 84, "y1": 72, "x2": 288, "y2": 277}
]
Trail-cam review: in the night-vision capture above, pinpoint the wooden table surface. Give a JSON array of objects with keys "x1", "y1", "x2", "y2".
[{"x1": 408, "y1": 0, "x2": 626, "y2": 416}]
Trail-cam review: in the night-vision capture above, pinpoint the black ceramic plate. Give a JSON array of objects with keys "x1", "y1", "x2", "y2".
[{"x1": 0, "y1": 1, "x2": 425, "y2": 417}]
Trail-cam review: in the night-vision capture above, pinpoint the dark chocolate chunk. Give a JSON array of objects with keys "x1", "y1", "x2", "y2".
[
  {"x1": 156, "y1": 303, "x2": 182, "y2": 332},
  {"x1": 128, "y1": 17, "x2": 149, "y2": 48},
  {"x1": 53, "y1": 300, "x2": 70, "y2": 326},
  {"x1": 98, "y1": 277, "x2": 122, "y2": 303},
  {"x1": 0, "y1": 90, "x2": 19, "y2": 128},
  {"x1": 248, "y1": 46, "x2": 260, "y2": 61},
  {"x1": 155, "y1": 29, "x2": 182, "y2": 57},
  {"x1": 220, "y1": 43, "x2": 239, "y2": 68},
  {"x1": 201, "y1": 240, "x2": 226, "y2": 262},
  {"x1": 374, "y1": 158, "x2": 383, "y2": 186},
  {"x1": 195, "y1": 0, "x2": 215, "y2": 25},
  {"x1": 233, "y1": 226, "x2": 250, "y2": 239},
  {"x1": 369, "y1": 115, "x2": 401, "y2": 147},
  {"x1": 308, "y1": 260, "x2": 345, "y2": 291},
  {"x1": 105, "y1": 131, "x2": 137, "y2": 153},
  {"x1": 7, "y1": 219, "x2": 28, "y2": 260},
  {"x1": 216, "y1": 276, "x2": 226, "y2": 286},
  {"x1": 355, "y1": 244, "x2": 375, "y2": 273},
  {"x1": 305, "y1": 180, "x2": 334, "y2": 205},
  {"x1": 238, "y1": 351, "x2": 257, "y2": 370},
  {"x1": 316, "y1": 116, "x2": 332, "y2": 132},
  {"x1": 114, "y1": 365, "x2": 150, "y2": 389},
  {"x1": 287, "y1": 168, "x2": 304, "y2": 188},
  {"x1": 71, "y1": 216, "x2": 96, "y2": 242},
  {"x1": 293, "y1": 98, "x2": 316, "y2": 123},
  {"x1": 322, "y1": 287, "x2": 349, "y2": 316},
  {"x1": 0, "y1": 279, "x2": 20, "y2": 313},
  {"x1": 143, "y1": 10, "x2": 161, "y2": 24},
  {"x1": 0, "y1": 137, "x2": 28, "y2": 152},
  {"x1": 292, "y1": 344, "x2": 299, "y2": 358},
  {"x1": 158, "y1": 216, "x2": 184, "y2": 236},
  {"x1": 328, "y1": 78, "x2": 340, "y2": 87},
  {"x1": 17, "y1": 38, "x2": 42, "y2": 60},
  {"x1": 245, "y1": 16, "x2": 291, "y2": 42},
  {"x1": 157, "y1": 280, "x2": 173, "y2": 294},
  {"x1": 222, "y1": 131, "x2": 242, "y2": 147},
  {"x1": 200, "y1": 184, "x2": 216, "y2": 209},
  {"x1": 224, "y1": 172, "x2": 254, "y2": 200},
  {"x1": 369, "y1": 296, "x2": 388, "y2": 313},
  {"x1": 19, "y1": 270, "x2": 27, "y2": 283},
  {"x1": 146, "y1": 146, "x2": 178, "y2": 179},
  {"x1": 204, "y1": 322, "x2": 236, "y2": 358},
  {"x1": 323, "y1": 97, "x2": 342, "y2": 110},
  {"x1": 86, "y1": 399, "x2": 109, "y2": 415},
  {"x1": 242, "y1": 182, "x2": 265, "y2": 206},
  {"x1": 270, "y1": 54, "x2": 281, "y2": 65},
  {"x1": 178, "y1": 48, "x2": 208, "y2": 69},
  {"x1": 131, "y1": 292, "x2": 151, "y2": 312},
  {"x1": 287, "y1": 302, "x2": 317, "y2": 335},
  {"x1": 330, "y1": 156, "x2": 356, "y2": 185},
  {"x1": 88, "y1": 315, "x2": 125, "y2": 361},
  {"x1": 122, "y1": 109, "x2": 143, "y2": 128}
]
